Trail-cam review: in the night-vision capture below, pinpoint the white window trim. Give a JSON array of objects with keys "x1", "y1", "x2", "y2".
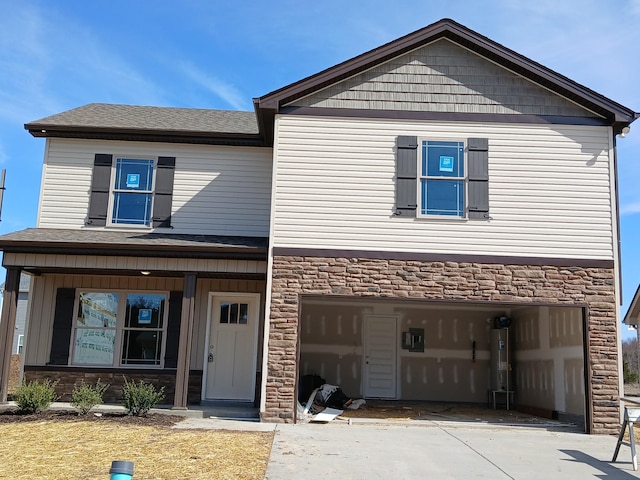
[
  {"x1": 16, "y1": 334, "x2": 24, "y2": 355},
  {"x1": 106, "y1": 156, "x2": 157, "y2": 228},
  {"x1": 69, "y1": 289, "x2": 169, "y2": 368},
  {"x1": 416, "y1": 138, "x2": 468, "y2": 220}
]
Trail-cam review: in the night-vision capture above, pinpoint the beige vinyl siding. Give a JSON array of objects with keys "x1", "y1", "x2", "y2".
[
  {"x1": 290, "y1": 39, "x2": 599, "y2": 118},
  {"x1": 25, "y1": 274, "x2": 265, "y2": 369},
  {"x1": 38, "y1": 138, "x2": 272, "y2": 236},
  {"x1": 272, "y1": 115, "x2": 614, "y2": 260}
]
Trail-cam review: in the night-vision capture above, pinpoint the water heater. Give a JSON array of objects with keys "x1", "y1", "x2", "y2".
[{"x1": 490, "y1": 327, "x2": 512, "y2": 391}]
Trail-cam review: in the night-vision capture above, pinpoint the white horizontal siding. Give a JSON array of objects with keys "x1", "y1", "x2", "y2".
[
  {"x1": 38, "y1": 139, "x2": 272, "y2": 236},
  {"x1": 272, "y1": 115, "x2": 614, "y2": 260}
]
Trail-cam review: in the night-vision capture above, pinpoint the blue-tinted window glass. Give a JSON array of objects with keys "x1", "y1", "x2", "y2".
[
  {"x1": 420, "y1": 140, "x2": 465, "y2": 217},
  {"x1": 422, "y1": 141, "x2": 464, "y2": 178},
  {"x1": 421, "y1": 179, "x2": 464, "y2": 216},
  {"x1": 112, "y1": 158, "x2": 154, "y2": 225},
  {"x1": 125, "y1": 294, "x2": 165, "y2": 328},
  {"x1": 112, "y1": 192, "x2": 152, "y2": 225},
  {"x1": 114, "y1": 159, "x2": 154, "y2": 191}
]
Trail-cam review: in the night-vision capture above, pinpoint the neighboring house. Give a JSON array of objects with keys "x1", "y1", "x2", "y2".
[
  {"x1": 623, "y1": 286, "x2": 640, "y2": 335},
  {"x1": 0, "y1": 19, "x2": 636, "y2": 434},
  {"x1": 0, "y1": 274, "x2": 31, "y2": 354}
]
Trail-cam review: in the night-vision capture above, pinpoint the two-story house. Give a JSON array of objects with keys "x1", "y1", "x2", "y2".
[{"x1": 0, "y1": 19, "x2": 636, "y2": 434}]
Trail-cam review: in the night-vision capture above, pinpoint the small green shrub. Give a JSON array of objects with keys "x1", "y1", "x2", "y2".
[
  {"x1": 121, "y1": 377, "x2": 165, "y2": 416},
  {"x1": 71, "y1": 380, "x2": 109, "y2": 415},
  {"x1": 14, "y1": 379, "x2": 59, "y2": 414}
]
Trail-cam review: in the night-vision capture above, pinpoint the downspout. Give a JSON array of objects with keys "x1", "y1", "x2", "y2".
[
  {"x1": 610, "y1": 128, "x2": 624, "y2": 425},
  {"x1": 259, "y1": 115, "x2": 280, "y2": 420},
  {"x1": 612, "y1": 115, "x2": 639, "y2": 422},
  {"x1": 612, "y1": 134, "x2": 622, "y2": 306}
]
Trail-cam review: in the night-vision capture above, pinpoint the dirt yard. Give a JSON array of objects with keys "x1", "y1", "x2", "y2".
[{"x1": 0, "y1": 410, "x2": 273, "y2": 479}]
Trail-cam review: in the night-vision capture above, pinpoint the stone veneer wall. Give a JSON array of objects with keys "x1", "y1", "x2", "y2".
[
  {"x1": 23, "y1": 367, "x2": 203, "y2": 405},
  {"x1": 264, "y1": 256, "x2": 618, "y2": 434}
]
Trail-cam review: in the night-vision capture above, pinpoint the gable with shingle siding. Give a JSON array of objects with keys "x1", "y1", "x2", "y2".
[{"x1": 288, "y1": 39, "x2": 599, "y2": 118}]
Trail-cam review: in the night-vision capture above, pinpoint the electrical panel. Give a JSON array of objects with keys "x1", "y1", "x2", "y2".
[{"x1": 401, "y1": 328, "x2": 424, "y2": 352}]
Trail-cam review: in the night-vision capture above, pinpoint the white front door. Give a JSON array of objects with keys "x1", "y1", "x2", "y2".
[
  {"x1": 363, "y1": 315, "x2": 397, "y2": 398},
  {"x1": 204, "y1": 293, "x2": 260, "y2": 401}
]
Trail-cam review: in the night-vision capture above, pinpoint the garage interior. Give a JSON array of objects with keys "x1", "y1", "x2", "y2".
[{"x1": 298, "y1": 297, "x2": 587, "y2": 429}]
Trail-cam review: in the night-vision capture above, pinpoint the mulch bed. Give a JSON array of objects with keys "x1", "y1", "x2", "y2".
[{"x1": 0, "y1": 409, "x2": 184, "y2": 427}]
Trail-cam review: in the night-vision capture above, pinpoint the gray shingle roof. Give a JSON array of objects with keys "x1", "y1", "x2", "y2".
[
  {"x1": 0, "y1": 228, "x2": 268, "y2": 252},
  {"x1": 26, "y1": 103, "x2": 259, "y2": 135}
]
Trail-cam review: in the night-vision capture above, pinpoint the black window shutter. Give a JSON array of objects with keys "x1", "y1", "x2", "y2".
[
  {"x1": 164, "y1": 290, "x2": 183, "y2": 369},
  {"x1": 153, "y1": 156, "x2": 175, "y2": 228},
  {"x1": 48, "y1": 288, "x2": 76, "y2": 365},
  {"x1": 467, "y1": 138, "x2": 490, "y2": 220},
  {"x1": 86, "y1": 154, "x2": 113, "y2": 226},
  {"x1": 396, "y1": 136, "x2": 418, "y2": 217}
]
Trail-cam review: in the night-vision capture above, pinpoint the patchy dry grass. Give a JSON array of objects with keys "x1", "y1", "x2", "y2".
[{"x1": 0, "y1": 417, "x2": 273, "y2": 479}]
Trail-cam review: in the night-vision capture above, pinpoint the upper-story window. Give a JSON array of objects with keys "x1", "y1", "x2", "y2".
[
  {"x1": 395, "y1": 136, "x2": 489, "y2": 220},
  {"x1": 111, "y1": 158, "x2": 155, "y2": 226},
  {"x1": 87, "y1": 154, "x2": 175, "y2": 229},
  {"x1": 419, "y1": 140, "x2": 465, "y2": 217}
]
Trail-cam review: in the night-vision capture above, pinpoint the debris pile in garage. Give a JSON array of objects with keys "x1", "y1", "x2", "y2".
[{"x1": 297, "y1": 374, "x2": 365, "y2": 423}]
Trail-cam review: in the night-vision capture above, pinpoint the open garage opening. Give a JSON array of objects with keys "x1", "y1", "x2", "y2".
[{"x1": 298, "y1": 297, "x2": 588, "y2": 430}]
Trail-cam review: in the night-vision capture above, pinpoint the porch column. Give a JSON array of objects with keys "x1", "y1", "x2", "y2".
[
  {"x1": 0, "y1": 267, "x2": 21, "y2": 403},
  {"x1": 173, "y1": 273, "x2": 197, "y2": 410}
]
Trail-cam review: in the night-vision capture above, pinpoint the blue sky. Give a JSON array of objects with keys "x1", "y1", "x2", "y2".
[{"x1": 1, "y1": 1, "x2": 639, "y2": 337}]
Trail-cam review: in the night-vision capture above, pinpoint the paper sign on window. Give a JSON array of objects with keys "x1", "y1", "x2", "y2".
[
  {"x1": 138, "y1": 309, "x2": 152, "y2": 324},
  {"x1": 439, "y1": 156, "x2": 454, "y2": 172},
  {"x1": 126, "y1": 173, "x2": 140, "y2": 188}
]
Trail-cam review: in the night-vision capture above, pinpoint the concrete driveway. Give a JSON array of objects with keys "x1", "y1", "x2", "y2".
[{"x1": 262, "y1": 420, "x2": 640, "y2": 479}]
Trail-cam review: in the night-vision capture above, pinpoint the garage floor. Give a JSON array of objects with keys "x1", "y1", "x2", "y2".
[{"x1": 340, "y1": 400, "x2": 576, "y2": 427}]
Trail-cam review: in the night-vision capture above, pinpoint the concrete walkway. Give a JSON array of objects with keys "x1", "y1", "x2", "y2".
[
  {"x1": 177, "y1": 417, "x2": 640, "y2": 479},
  {"x1": 263, "y1": 420, "x2": 640, "y2": 479},
  {"x1": 186, "y1": 395, "x2": 640, "y2": 479}
]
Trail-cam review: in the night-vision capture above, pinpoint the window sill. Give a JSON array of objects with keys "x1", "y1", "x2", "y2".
[
  {"x1": 66, "y1": 365, "x2": 164, "y2": 372},
  {"x1": 82, "y1": 224, "x2": 155, "y2": 232},
  {"x1": 414, "y1": 215, "x2": 470, "y2": 222},
  {"x1": 38, "y1": 365, "x2": 172, "y2": 373},
  {"x1": 106, "y1": 223, "x2": 154, "y2": 230}
]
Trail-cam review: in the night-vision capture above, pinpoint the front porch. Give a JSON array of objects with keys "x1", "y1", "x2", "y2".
[{"x1": 0, "y1": 228, "x2": 268, "y2": 412}]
